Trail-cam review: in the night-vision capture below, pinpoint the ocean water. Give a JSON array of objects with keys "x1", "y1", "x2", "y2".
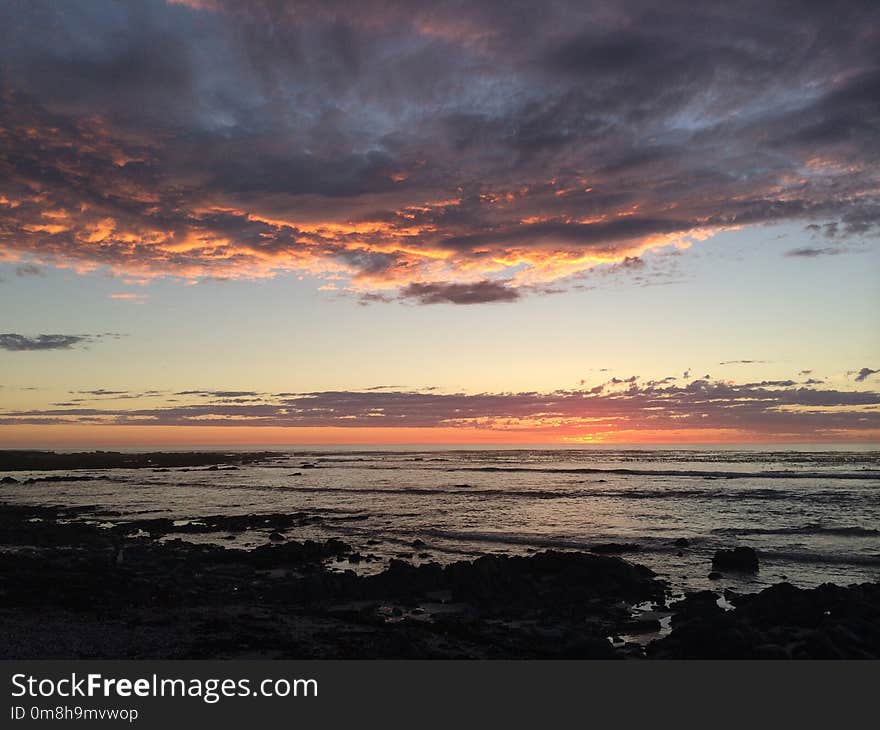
[{"x1": 2, "y1": 447, "x2": 879, "y2": 594}]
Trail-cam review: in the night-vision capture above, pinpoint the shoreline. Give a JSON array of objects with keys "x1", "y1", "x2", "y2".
[
  {"x1": 0, "y1": 450, "x2": 286, "y2": 472},
  {"x1": 3, "y1": 448, "x2": 878, "y2": 596},
  {"x1": 1, "y1": 501, "x2": 878, "y2": 659}
]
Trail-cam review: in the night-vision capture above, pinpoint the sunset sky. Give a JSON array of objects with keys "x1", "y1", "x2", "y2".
[{"x1": 1, "y1": 0, "x2": 878, "y2": 446}]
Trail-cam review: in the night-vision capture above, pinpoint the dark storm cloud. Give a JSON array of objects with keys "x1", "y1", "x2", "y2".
[
  {"x1": 854, "y1": 368, "x2": 878, "y2": 383},
  {"x1": 0, "y1": 333, "x2": 116, "y2": 351},
  {"x1": 400, "y1": 280, "x2": 520, "y2": 305},
  {"x1": 2, "y1": 376, "x2": 878, "y2": 439},
  {"x1": 0, "y1": 0, "x2": 878, "y2": 300}
]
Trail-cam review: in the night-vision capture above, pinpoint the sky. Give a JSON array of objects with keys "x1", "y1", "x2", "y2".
[{"x1": 0, "y1": 0, "x2": 878, "y2": 446}]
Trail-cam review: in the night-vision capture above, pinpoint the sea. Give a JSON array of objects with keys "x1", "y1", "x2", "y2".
[{"x1": 2, "y1": 446, "x2": 879, "y2": 594}]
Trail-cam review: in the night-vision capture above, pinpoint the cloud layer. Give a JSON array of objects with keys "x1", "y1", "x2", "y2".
[
  {"x1": 3, "y1": 376, "x2": 878, "y2": 441},
  {"x1": 0, "y1": 0, "x2": 878, "y2": 301}
]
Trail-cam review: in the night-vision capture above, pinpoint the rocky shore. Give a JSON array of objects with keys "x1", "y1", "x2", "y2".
[
  {"x1": 0, "y1": 450, "x2": 285, "y2": 472},
  {"x1": 1, "y1": 502, "x2": 878, "y2": 659}
]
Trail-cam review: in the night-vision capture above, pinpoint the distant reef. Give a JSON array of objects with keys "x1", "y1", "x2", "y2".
[{"x1": 0, "y1": 450, "x2": 282, "y2": 471}]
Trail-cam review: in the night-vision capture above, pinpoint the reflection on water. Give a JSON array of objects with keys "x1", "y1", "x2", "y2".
[{"x1": 2, "y1": 448, "x2": 878, "y2": 594}]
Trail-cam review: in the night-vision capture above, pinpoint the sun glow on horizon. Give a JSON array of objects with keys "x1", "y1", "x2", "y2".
[{"x1": 2, "y1": 424, "x2": 878, "y2": 450}]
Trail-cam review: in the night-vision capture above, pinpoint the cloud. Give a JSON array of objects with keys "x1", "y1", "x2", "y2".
[
  {"x1": 71, "y1": 389, "x2": 165, "y2": 400},
  {"x1": 108, "y1": 292, "x2": 148, "y2": 301},
  {"x1": 719, "y1": 360, "x2": 769, "y2": 365},
  {"x1": 400, "y1": 280, "x2": 520, "y2": 305},
  {"x1": 15, "y1": 263, "x2": 43, "y2": 277},
  {"x1": 2, "y1": 375, "x2": 878, "y2": 440},
  {"x1": 0, "y1": 333, "x2": 120, "y2": 351},
  {"x1": 0, "y1": 1, "x2": 878, "y2": 302},
  {"x1": 785, "y1": 247, "x2": 848, "y2": 258},
  {"x1": 174, "y1": 390, "x2": 261, "y2": 398},
  {"x1": 854, "y1": 368, "x2": 878, "y2": 383}
]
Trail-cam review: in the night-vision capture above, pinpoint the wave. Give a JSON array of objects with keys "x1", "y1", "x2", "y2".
[
  {"x1": 446, "y1": 466, "x2": 880, "y2": 480},
  {"x1": 422, "y1": 528, "x2": 614, "y2": 552},
  {"x1": 759, "y1": 550, "x2": 880, "y2": 567},
  {"x1": 714, "y1": 524, "x2": 880, "y2": 537},
  {"x1": 420, "y1": 530, "x2": 880, "y2": 568},
  {"x1": 123, "y1": 478, "x2": 878, "y2": 506}
]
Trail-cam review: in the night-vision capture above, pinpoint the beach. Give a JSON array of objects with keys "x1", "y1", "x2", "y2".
[{"x1": 1, "y1": 448, "x2": 879, "y2": 659}]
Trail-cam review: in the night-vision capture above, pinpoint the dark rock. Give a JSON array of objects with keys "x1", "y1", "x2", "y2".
[
  {"x1": 735, "y1": 582, "x2": 826, "y2": 627},
  {"x1": 411, "y1": 539, "x2": 426, "y2": 548},
  {"x1": 723, "y1": 589, "x2": 743, "y2": 605},
  {"x1": 443, "y1": 551, "x2": 663, "y2": 619},
  {"x1": 324, "y1": 538, "x2": 352, "y2": 555},
  {"x1": 11, "y1": 502, "x2": 878, "y2": 660},
  {"x1": 590, "y1": 543, "x2": 641, "y2": 554},
  {"x1": 618, "y1": 617, "x2": 662, "y2": 634},
  {"x1": 648, "y1": 613, "x2": 761, "y2": 659},
  {"x1": 672, "y1": 538, "x2": 690, "y2": 548},
  {"x1": 712, "y1": 546, "x2": 759, "y2": 573},
  {"x1": 708, "y1": 571, "x2": 722, "y2": 580},
  {"x1": 670, "y1": 590, "x2": 723, "y2": 626},
  {"x1": 268, "y1": 532, "x2": 284, "y2": 542},
  {"x1": 651, "y1": 581, "x2": 880, "y2": 659},
  {"x1": 754, "y1": 643, "x2": 789, "y2": 659},
  {"x1": 23, "y1": 475, "x2": 97, "y2": 485},
  {"x1": 0, "y1": 450, "x2": 281, "y2": 472},
  {"x1": 247, "y1": 537, "x2": 353, "y2": 567},
  {"x1": 113, "y1": 512, "x2": 316, "y2": 537},
  {"x1": 1, "y1": 476, "x2": 19, "y2": 484},
  {"x1": 560, "y1": 636, "x2": 619, "y2": 659}
]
